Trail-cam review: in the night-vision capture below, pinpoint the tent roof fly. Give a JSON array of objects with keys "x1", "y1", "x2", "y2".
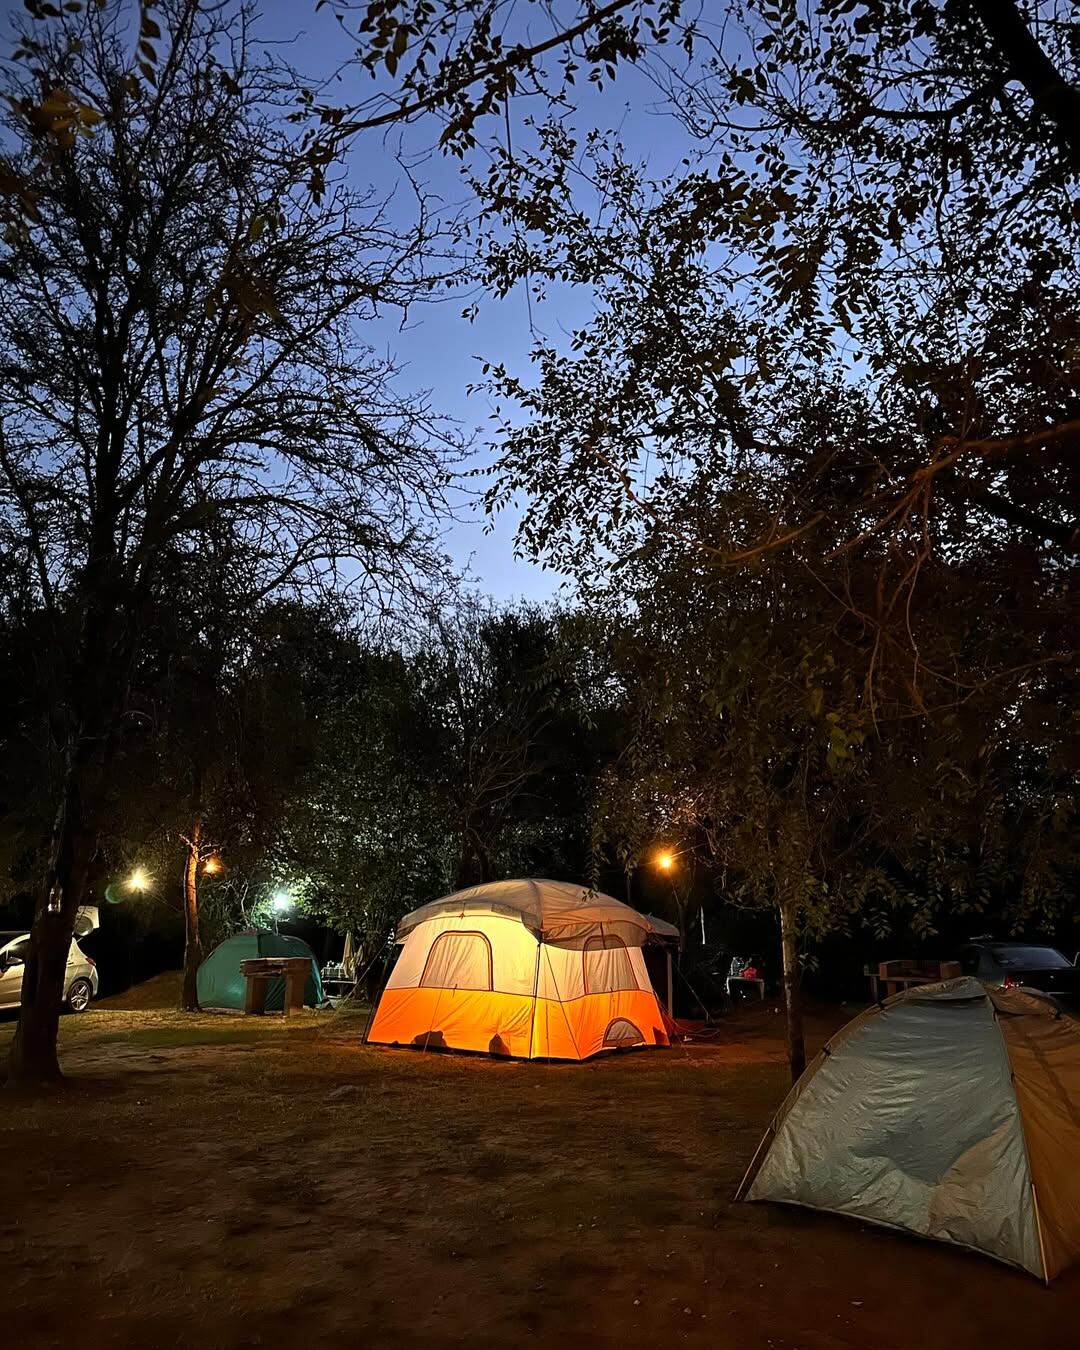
[{"x1": 397, "y1": 878, "x2": 679, "y2": 947}]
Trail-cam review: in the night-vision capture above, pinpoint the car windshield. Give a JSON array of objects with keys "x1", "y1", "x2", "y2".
[{"x1": 991, "y1": 945, "x2": 1071, "y2": 970}]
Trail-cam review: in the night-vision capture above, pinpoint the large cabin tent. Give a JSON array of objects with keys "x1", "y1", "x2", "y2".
[
  {"x1": 366, "y1": 879, "x2": 678, "y2": 1060},
  {"x1": 738, "y1": 977, "x2": 1080, "y2": 1281}
]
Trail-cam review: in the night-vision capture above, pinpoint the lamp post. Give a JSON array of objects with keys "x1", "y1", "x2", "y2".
[
  {"x1": 651, "y1": 845, "x2": 706, "y2": 937},
  {"x1": 650, "y1": 846, "x2": 687, "y2": 1018},
  {"x1": 181, "y1": 839, "x2": 221, "y2": 1012},
  {"x1": 649, "y1": 845, "x2": 715, "y2": 1023}
]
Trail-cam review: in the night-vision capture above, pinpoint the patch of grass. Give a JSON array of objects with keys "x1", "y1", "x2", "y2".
[
  {"x1": 5, "y1": 1004, "x2": 1074, "y2": 1350},
  {"x1": 94, "y1": 1025, "x2": 276, "y2": 1049},
  {"x1": 96, "y1": 971, "x2": 184, "y2": 1010},
  {"x1": 325, "y1": 999, "x2": 374, "y2": 1021}
]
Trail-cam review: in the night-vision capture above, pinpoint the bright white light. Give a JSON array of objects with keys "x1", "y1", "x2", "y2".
[
  {"x1": 128, "y1": 868, "x2": 151, "y2": 891},
  {"x1": 271, "y1": 890, "x2": 291, "y2": 912}
]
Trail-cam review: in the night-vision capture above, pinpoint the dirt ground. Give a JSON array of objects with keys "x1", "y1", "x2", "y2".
[{"x1": 2, "y1": 992, "x2": 1077, "y2": 1349}]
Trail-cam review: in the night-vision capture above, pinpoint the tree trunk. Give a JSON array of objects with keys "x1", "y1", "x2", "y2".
[
  {"x1": 964, "y1": 0, "x2": 1080, "y2": 173},
  {"x1": 475, "y1": 835, "x2": 494, "y2": 884},
  {"x1": 779, "y1": 899, "x2": 806, "y2": 1083},
  {"x1": 5, "y1": 571, "x2": 132, "y2": 1089},
  {"x1": 6, "y1": 750, "x2": 103, "y2": 1087},
  {"x1": 455, "y1": 824, "x2": 494, "y2": 888},
  {"x1": 673, "y1": 892, "x2": 689, "y2": 950},
  {"x1": 180, "y1": 815, "x2": 203, "y2": 1012}
]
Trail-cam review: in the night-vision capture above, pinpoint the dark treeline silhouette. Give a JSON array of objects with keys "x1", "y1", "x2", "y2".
[{"x1": 2, "y1": 586, "x2": 1075, "y2": 1070}]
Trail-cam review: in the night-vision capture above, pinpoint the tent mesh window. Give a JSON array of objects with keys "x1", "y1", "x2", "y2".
[
  {"x1": 603, "y1": 1017, "x2": 645, "y2": 1048},
  {"x1": 419, "y1": 931, "x2": 493, "y2": 991},
  {"x1": 582, "y1": 933, "x2": 636, "y2": 994}
]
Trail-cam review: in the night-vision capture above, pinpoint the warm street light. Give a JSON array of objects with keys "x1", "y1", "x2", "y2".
[
  {"x1": 654, "y1": 849, "x2": 675, "y2": 871},
  {"x1": 203, "y1": 856, "x2": 221, "y2": 875},
  {"x1": 128, "y1": 867, "x2": 151, "y2": 892}
]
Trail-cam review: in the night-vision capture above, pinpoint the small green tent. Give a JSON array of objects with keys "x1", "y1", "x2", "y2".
[{"x1": 197, "y1": 930, "x2": 325, "y2": 1011}]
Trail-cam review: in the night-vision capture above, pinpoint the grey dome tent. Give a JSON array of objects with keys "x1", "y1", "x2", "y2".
[
  {"x1": 737, "y1": 978, "x2": 1080, "y2": 1281},
  {"x1": 197, "y1": 929, "x2": 324, "y2": 1011}
]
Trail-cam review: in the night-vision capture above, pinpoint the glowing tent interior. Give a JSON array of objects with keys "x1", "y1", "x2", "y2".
[
  {"x1": 366, "y1": 879, "x2": 679, "y2": 1060},
  {"x1": 738, "y1": 977, "x2": 1080, "y2": 1282}
]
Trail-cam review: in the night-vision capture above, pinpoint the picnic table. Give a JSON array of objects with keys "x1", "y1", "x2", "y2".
[
  {"x1": 865, "y1": 958, "x2": 961, "y2": 1001},
  {"x1": 321, "y1": 974, "x2": 359, "y2": 1007},
  {"x1": 239, "y1": 956, "x2": 312, "y2": 1016},
  {"x1": 726, "y1": 975, "x2": 766, "y2": 1001}
]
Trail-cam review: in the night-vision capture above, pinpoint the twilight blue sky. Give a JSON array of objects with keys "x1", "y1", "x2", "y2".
[
  {"x1": 0, "y1": 0, "x2": 700, "y2": 603},
  {"x1": 255, "y1": 1, "x2": 698, "y2": 605}
]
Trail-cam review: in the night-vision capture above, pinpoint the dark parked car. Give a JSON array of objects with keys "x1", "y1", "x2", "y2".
[{"x1": 959, "y1": 940, "x2": 1080, "y2": 1012}]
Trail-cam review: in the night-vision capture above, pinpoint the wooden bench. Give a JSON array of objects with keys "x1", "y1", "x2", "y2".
[{"x1": 239, "y1": 956, "x2": 312, "y2": 1016}]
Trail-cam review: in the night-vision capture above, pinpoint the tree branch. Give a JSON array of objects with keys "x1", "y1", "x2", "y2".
[
  {"x1": 964, "y1": 0, "x2": 1080, "y2": 171},
  {"x1": 331, "y1": 0, "x2": 637, "y2": 141}
]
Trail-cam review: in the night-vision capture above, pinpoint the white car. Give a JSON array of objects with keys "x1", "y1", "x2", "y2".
[{"x1": 0, "y1": 932, "x2": 99, "y2": 1013}]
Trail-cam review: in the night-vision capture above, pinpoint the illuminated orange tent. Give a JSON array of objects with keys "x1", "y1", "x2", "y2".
[{"x1": 366, "y1": 879, "x2": 678, "y2": 1060}]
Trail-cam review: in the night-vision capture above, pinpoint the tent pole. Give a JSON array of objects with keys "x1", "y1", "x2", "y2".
[
  {"x1": 734, "y1": 1124, "x2": 776, "y2": 1202},
  {"x1": 420, "y1": 980, "x2": 450, "y2": 1054},
  {"x1": 990, "y1": 1004, "x2": 1050, "y2": 1282},
  {"x1": 527, "y1": 937, "x2": 541, "y2": 1060},
  {"x1": 547, "y1": 945, "x2": 583, "y2": 1060},
  {"x1": 1032, "y1": 1183, "x2": 1050, "y2": 1284},
  {"x1": 359, "y1": 945, "x2": 395, "y2": 1045},
  {"x1": 666, "y1": 949, "x2": 674, "y2": 1018}
]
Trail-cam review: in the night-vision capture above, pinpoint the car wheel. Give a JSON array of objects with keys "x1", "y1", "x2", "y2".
[{"x1": 66, "y1": 977, "x2": 93, "y2": 1013}]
